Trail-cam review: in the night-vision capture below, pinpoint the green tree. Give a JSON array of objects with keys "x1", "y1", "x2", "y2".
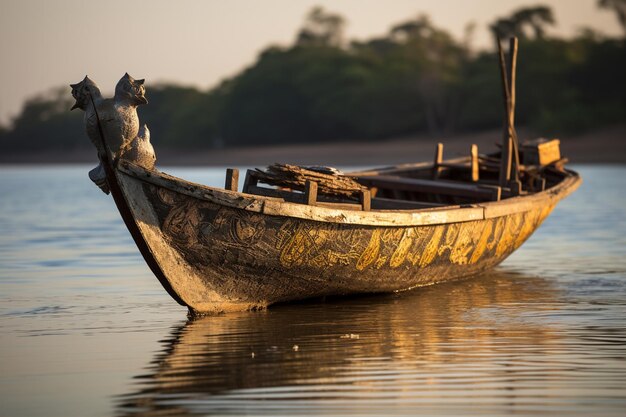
[
  {"x1": 389, "y1": 15, "x2": 470, "y2": 135},
  {"x1": 598, "y1": 0, "x2": 626, "y2": 33},
  {"x1": 296, "y1": 6, "x2": 346, "y2": 47},
  {"x1": 0, "y1": 87, "x2": 84, "y2": 152},
  {"x1": 1, "y1": 6, "x2": 625, "y2": 155},
  {"x1": 490, "y1": 6, "x2": 555, "y2": 39}
]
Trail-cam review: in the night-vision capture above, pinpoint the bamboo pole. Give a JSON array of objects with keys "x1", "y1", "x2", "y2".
[
  {"x1": 497, "y1": 36, "x2": 522, "y2": 191},
  {"x1": 497, "y1": 37, "x2": 512, "y2": 187},
  {"x1": 508, "y1": 37, "x2": 521, "y2": 186}
]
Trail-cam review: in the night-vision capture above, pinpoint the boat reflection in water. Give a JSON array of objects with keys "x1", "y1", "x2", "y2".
[{"x1": 117, "y1": 269, "x2": 600, "y2": 416}]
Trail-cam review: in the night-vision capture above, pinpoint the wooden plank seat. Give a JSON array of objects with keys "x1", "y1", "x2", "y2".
[
  {"x1": 244, "y1": 183, "x2": 446, "y2": 210},
  {"x1": 356, "y1": 175, "x2": 502, "y2": 202}
]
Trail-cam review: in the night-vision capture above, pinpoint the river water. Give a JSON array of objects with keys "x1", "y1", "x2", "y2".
[{"x1": 1, "y1": 165, "x2": 625, "y2": 417}]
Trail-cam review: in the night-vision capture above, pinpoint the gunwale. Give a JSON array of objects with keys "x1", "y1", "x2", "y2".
[{"x1": 116, "y1": 160, "x2": 581, "y2": 227}]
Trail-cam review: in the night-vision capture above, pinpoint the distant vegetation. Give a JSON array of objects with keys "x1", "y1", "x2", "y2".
[{"x1": 1, "y1": 2, "x2": 625, "y2": 152}]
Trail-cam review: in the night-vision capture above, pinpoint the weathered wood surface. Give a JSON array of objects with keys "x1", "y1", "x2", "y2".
[
  {"x1": 356, "y1": 175, "x2": 501, "y2": 201},
  {"x1": 118, "y1": 161, "x2": 579, "y2": 225},
  {"x1": 113, "y1": 160, "x2": 580, "y2": 314},
  {"x1": 497, "y1": 37, "x2": 522, "y2": 190},
  {"x1": 254, "y1": 163, "x2": 365, "y2": 197},
  {"x1": 224, "y1": 168, "x2": 239, "y2": 192}
]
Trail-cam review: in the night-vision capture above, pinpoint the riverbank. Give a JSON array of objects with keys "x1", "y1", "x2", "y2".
[{"x1": 2, "y1": 125, "x2": 624, "y2": 167}]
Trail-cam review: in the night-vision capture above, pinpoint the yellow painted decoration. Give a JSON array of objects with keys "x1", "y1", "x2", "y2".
[
  {"x1": 438, "y1": 223, "x2": 460, "y2": 256},
  {"x1": 469, "y1": 220, "x2": 494, "y2": 264},
  {"x1": 390, "y1": 228, "x2": 416, "y2": 268},
  {"x1": 419, "y1": 226, "x2": 445, "y2": 267},
  {"x1": 356, "y1": 229, "x2": 382, "y2": 271},
  {"x1": 374, "y1": 255, "x2": 388, "y2": 269},
  {"x1": 486, "y1": 217, "x2": 506, "y2": 251},
  {"x1": 514, "y1": 209, "x2": 540, "y2": 248},
  {"x1": 449, "y1": 222, "x2": 478, "y2": 265},
  {"x1": 496, "y1": 213, "x2": 524, "y2": 257},
  {"x1": 278, "y1": 225, "x2": 312, "y2": 267}
]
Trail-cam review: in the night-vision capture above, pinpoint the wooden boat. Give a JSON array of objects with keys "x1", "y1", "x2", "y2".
[
  {"x1": 106, "y1": 149, "x2": 579, "y2": 314},
  {"x1": 80, "y1": 38, "x2": 580, "y2": 314}
]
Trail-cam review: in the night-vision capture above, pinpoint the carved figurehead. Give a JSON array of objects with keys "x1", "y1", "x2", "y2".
[
  {"x1": 70, "y1": 75, "x2": 110, "y2": 193},
  {"x1": 111, "y1": 73, "x2": 155, "y2": 169},
  {"x1": 69, "y1": 73, "x2": 157, "y2": 194},
  {"x1": 101, "y1": 73, "x2": 149, "y2": 160},
  {"x1": 70, "y1": 75, "x2": 102, "y2": 111},
  {"x1": 70, "y1": 76, "x2": 105, "y2": 156},
  {"x1": 115, "y1": 72, "x2": 148, "y2": 105}
]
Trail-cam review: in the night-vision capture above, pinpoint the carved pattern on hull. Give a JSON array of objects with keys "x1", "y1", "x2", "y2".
[{"x1": 146, "y1": 184, "x2": 552, "y2": 300}]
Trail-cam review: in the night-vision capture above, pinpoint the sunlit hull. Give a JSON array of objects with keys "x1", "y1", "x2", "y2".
[{"x1": 102, "y1": 159, "x2": 580, "y2": 314}]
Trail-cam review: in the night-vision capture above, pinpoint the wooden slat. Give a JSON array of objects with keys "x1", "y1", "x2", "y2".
[
  {"x1": 246, "y1": 184, "x2": 364, "y2": 210},
  {"x1": 371, "y1": 197, "x2": 448, "y2": 210},
  {"x1": 482, "y1": 184, "x2": 502, "y2": 201},
  {"x1": 508, "y1": 179, "x2": 522, "y2": 196},
  {"x1": 360, "y1": 189, "x2": 371, "y2": 211},
  {"x1": 471, "y1": 144, "x2": 479, "y2": 182},
  {"x1": 225, "y1": 168, "x2": 239, "y2": 192},
  {"x1": 304, "y1": 180, "x2": 318, "y2": 206},
  {"x1": 316, "y1": 201, "x2": 362, "y2": 210},
  {"x1": 432, "y1": 142, "x2": 444, "y2": 179},
  {"x1": 246, "y1": 184, "x2": 450, "y2": 211},
  {"x1": 245, "y1": 185, "x2": 288, "y2": 201},
  {"x1": 357, "y1": 175, "x2": 500, "y2": 201},
  {"x1": 242, "y1": 169, "x2": 258, "y2": 193}
]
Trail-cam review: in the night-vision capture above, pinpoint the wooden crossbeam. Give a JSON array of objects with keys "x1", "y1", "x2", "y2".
[
  {"x1": 371, "y1": 197, "x2": 448, "y2": 209},
  {"x1": 357, "y1": 175, "x2": 501, "y2": 201},
  {"x1": 239, "y1": 184, "x2": 451, "y2": 211}
]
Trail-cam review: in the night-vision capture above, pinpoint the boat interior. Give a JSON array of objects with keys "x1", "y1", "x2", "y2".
[{"x1": 226, "y1": 139, "x2": 568, "y2": 212}]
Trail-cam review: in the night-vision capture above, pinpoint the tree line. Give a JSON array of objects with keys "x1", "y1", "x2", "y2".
[{"x1": 1, "y1": 2, "x2": 625, "y2": 153}]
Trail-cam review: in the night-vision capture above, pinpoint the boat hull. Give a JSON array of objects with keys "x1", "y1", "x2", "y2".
[{"x1": 108, "y1": 161, "x2": 579, "y2": 314}]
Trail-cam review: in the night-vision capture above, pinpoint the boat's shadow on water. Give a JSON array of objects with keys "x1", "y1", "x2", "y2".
[{"x1": 116, "y1": 270, "x2": 562, "y2": 416}]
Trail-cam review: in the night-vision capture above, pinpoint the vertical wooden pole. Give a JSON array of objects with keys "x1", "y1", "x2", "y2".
[
  {"x1": 242, "y1": 170, "x2": 256, "y2": 193},
  {"x1": 508, "y1": 38, "x2": 517, "y2": 131},
  {"x1": 491, "y1": 186, "x2": 502, "y2": 202},
  {"x1": 225, "y1": 168, "x2": 239, "y2": 192},
  {"x1": 508, "y1": 37, "x2": 522, "y2": 189},
  {"x1": 497, "y1": 37, "x2": 512, "y2": 187},
  {"x1": 536, "y1": 177, "x2": 546, "y2": 192},
  {"x1": 360, "y1": 189, "x2": 371, "y2": 211},
  {"x1": 470, "y1": 144, "x2": 479, "y2": 182},
  {"x1": 304, "y1": 180, "x2": 318, "y2": 206},
  {"x1": 432, "y1": 142, "x2": 444, "y2": 179}
]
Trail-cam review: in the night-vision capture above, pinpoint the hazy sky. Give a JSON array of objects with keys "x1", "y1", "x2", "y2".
[{"x1": 0, "y1": 0, "x2": 621, "y2": 125}]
